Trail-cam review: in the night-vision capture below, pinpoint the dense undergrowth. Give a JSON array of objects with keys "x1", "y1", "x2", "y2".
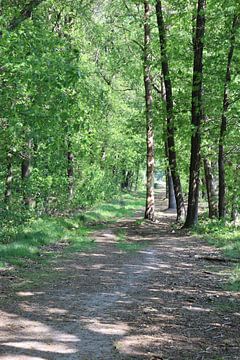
[
  {"x1": 193, "y1": 219, "x2": 240, "y2": 290},
  {"x1": 0, "y1": 192, "x2": 145, "y2": 269}
]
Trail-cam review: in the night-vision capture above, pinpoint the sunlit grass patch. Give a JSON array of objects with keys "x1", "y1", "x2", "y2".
[
  {"x1": 116, "y1": 242, "x2": 145, "y2": 252},
  {"x1": 0, "y1": 216, "x2": 94, "y2": 268},
  {"x1": 135, "y1": 218, "x2": 145, "y2": 226},
  {"x1": 79, "y1": 192, "x2": 145, "y2": 224},
  {"x1": 227, "y1": 266, "x2": 240, "y2": 291},
  {"x1": 115, "y1": 229, "x2": 145, "y2": 252},
  {"x1": 0, "y1": 192, "x2": 145, "y2": 268},
  {"x1": 193, "y1": 220, "x2": 240, "y2": 258}
]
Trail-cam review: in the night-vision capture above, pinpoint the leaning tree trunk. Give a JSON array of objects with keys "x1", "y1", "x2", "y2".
[
  {"x1": 218, "y1": 14, "x2": 239, "y2": 219},
  {"x1": 144, "y1": 1, "x2": 155, "y2": 221},
  {"x1": 184, "y1": 0, "x2": 206, "y2": 228},
  {"x1": 156, "y1": 0, "x2": 185, "y2": 221},
  {"x1": 203, "y1": 158, "x2": 218, "y2": 218}
]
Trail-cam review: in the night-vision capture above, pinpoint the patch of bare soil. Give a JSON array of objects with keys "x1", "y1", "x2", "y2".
[{"x1": 0, "y1": 199, "x2": 239, "y2": 360}]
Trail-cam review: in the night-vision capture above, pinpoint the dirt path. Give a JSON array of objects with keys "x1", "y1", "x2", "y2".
[{"x1": 0, "y1": 202, "x2": 240, "y2": 360}]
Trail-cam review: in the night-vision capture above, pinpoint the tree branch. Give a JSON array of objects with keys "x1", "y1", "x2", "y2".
[{"x1": 7, "y1": 0, "x2": 45, "y2": 32}]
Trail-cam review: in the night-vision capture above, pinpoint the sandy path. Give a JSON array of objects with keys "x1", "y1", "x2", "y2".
[{"x1": 0, "y1": 204, "x2": 239, "y2": 360}]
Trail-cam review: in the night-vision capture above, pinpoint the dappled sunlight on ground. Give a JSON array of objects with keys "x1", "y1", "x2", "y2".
[
  {"x1": 0, "y1": 196, "x2": 240, "y2": 359},
  {"x1": 0, "y1": 310, "x2": 79, "y2": 359},
  {"x1": 82, "y1": 318, "x2": 129, "y2": 336}
]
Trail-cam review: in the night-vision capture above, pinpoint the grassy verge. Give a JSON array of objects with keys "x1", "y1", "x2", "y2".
[
  {"x1": 79, "y1": 192, "x2": 145, "y2": 223},
  {"x1": 0, "y1": 192, "x2": 145, "y2": 269},
  {"x1": 192, "y1": 220, "x2": 240, "y2": 291},
  {"x1": 116, "y1": 229, "x2": 145, "y2": 252}
]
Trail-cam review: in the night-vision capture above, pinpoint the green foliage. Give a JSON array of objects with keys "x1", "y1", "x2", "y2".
[
  {"x1": 0, "y1": 192, "x2": 145, "y2": 268},
  {"x1": 0, "y1": 216, "x2": 92, "y2": 268},
  {"x1": 81, "y1": 192, "x2": 145, "y2": 223}
]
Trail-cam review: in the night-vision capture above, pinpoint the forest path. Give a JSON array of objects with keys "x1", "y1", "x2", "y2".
[{"x1": 0, "y1": 197, "x2": 240, "y2": 360}]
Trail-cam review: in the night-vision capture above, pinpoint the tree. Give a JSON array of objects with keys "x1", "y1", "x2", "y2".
[
  {"x1": 203, "y1": 158, "x2": 218, "y2": 218},
  {"x1": 184, "y1": 0, "x2": 206, "y2": 228},
  {"x1": 143, "y1": 1, "x2": 155, "y2": 221},
  {"x1": 218, "y1": 14, "x2": 239, "y2": 219},
  {"x1": 155, "y1": 0, "x2": 185, "y2": 222}
]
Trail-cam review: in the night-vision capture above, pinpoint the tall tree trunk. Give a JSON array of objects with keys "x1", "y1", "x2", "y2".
[
  {"x1": 184, "y1": 0, "x2": 206, "y2": 228},
  {"x1": 203, "y1": 158, "x2": 217, "y2": 218},
  {"x1": 167, "y1": 169, "x2": 176, "y2": 210},
  {"x1": 164, "y1": 140, "x2": 176, "y2": 209},
  {"x1": 4, "y1": 151, "x2": 13, "y2": 205},
  {"x1": 165, "y1": 171, "x2": 169, "y2": 199},
  {"x1": 155, "y1": 0, "x2": 185, "y2": 221},
  {"x1": 144, "y1": 1, "x2": 155, "y2": 221},
  {"x1": 218, "y1": 15, "x2": 239, "y2": 219}
]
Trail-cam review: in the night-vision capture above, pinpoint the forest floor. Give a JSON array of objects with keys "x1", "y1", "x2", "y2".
[{"x1": 0, "y1": 196, "x2": 240, "y2": 360}]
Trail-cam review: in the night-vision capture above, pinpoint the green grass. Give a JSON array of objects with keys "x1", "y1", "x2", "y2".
[
  {"x1": 134, "y1": 218, "x2": 145, "y2": 226},
  {"x1": 0, "y1": 217, "x2": 93, "y2": 268},
  {"x1": 115, "y1": 229, "x2": 145, "y2": 252},
  {"x1": 77, "y1": 192, "x2": 145, "y2": 224},
  {"x1": 0, "y1": 192, "x2": 145, "y2": 269},
  {"x1": 193, "y1": 219, "x2": 240, "y2": 290}
]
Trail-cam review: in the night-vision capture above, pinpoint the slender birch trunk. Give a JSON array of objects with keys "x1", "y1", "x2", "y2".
[{"x1": 144, "y1": 1, "x2": 155, "y2": 221}]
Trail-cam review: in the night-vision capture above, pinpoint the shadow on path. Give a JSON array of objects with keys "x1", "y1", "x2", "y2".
[{"x1": 0, "y1": 196, "x2": 239, "y2": 360}]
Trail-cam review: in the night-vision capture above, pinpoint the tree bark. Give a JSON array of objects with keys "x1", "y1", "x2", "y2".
[
  {"x1": 203, "y1": 158, "x2": 217, "y2": 218},
  {"x1": 155, "y1": 0, "x2": 185, "y2": 221},
  {"x1": 164, "y1": 140, "x2": 175, "y2": 209},
  {"x1": 167, "y1": 169, "x2": 176, "y2": 209},
  {"x1": 144, "y1": 1, "x2": 155, "y2": 221},
  {"x1": 184, "y1": 0, "x2": 206, "y2": 228},
  {"x1": 218, "y1": 15, "x2": 239, "y2": 219}
]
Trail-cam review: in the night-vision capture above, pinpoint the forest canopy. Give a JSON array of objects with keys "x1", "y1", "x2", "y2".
[{"x1": 0, "y1": 0, "x2": 239, "y2": 232}]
